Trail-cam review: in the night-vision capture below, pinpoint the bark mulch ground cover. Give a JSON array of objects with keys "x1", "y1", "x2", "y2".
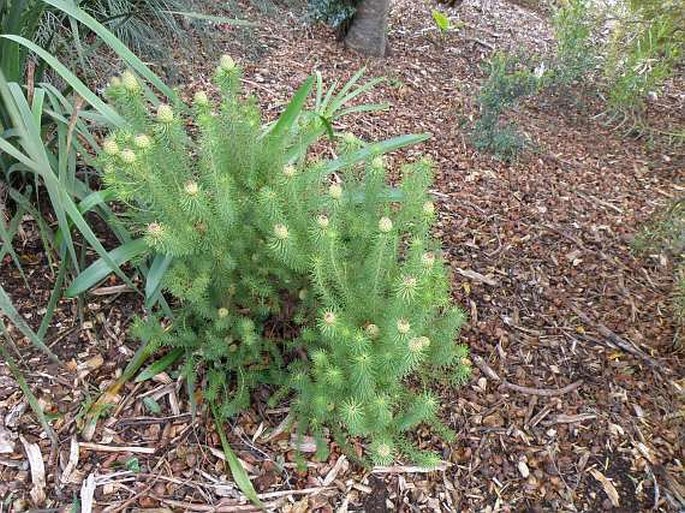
[{"x1": 1, "y1": 0, "x2": 684, "y2": 510}]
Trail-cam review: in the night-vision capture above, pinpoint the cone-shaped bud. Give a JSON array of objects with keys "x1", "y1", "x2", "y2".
[
  {"x1": 325, "y1": 367, "x2": 344, "y2": 387},
  {"x1": 377, "y1": 443, "x2": 391, "y2": 458},
  {"x1": 328, "y1": 183, "x2": 342, "y2": 200},
  {"x1": 194, "y1": 90, "x2": 209, "y2": 106},
  {"x1": 156, "y1": 104, "x2": 174, "y2": 124},
  {"x1": 283, "y1": 165, "x2": 296, "y2": 178},
  {"x1": 342, "y1": 132, "x2": 357, "y2": 145},
  {"x1": 323, "y1": 310, "x2": 337, "y2": 327},
  {"x1": 133, "y1": 134, "x2": 151, "y2": 149},
  {"x1": 421, "y1": 251, "x2": 435, "y2": 268},
  {"x1": 184, "y1": 180, "x2": 199, "y2": 196},
  {"x1": 396, "y1": 318, "x2": 411, "y2": 335},
  {"x1": 299, "y1": 288, "x2": 308, "y2": 300},
  {"x1": 274, "y1": 224, "x2": 289, "y2": 240},
  {"x1": 219, "y1": 54, "x2": 236, "y2": 71},
  {"x1": 103, "y1": 138, "x2": 119, "y2": 156},
  {"x1": 408, "y1": 336, "x2": 430, "y2": 353},
  {"x1": 147, "y1": 222, "x2": 164, "y2": 238},
  {"x1": 398, "y1": 275, "x2": 418, "y2": 301},
  {"x1": 121, "y1": 70, "x2": 139, "y2": 92},
  {"x1": 378, "y1": 216, "x2": 393, "y2": 233},
  {"x1": 120, "y1": 148, "x2": 136, "y2": 164},
  {"x1": 365, "y1": 323, "x2": 380, "y2": 339},
  {"x1": 317, "y1": 215, "x2": 330, "y2": 229}
]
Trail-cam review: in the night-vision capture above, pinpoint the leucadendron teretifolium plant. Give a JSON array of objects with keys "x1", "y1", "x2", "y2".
[{"x1": 101, "y1": 57, "x2": 470, "y2": 466}]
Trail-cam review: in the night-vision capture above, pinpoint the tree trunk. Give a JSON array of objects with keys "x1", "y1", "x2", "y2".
[{"x1": 344, "y1": 0, "x2": 390, "y2": 57}]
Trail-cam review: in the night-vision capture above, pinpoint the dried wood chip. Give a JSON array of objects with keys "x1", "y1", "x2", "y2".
[
  {"x1": 20, "y1": 435, "x2": 46, "y2": 505},
  {"x1": 5, "y1": 402, "x2": 27, "y2": 428},
  {"x1": 589, "y1": 468, "x2": 620, "y2": 507},
  {"x1": 372, "y1": 463, "x2": 448, "y2": 474},
  {"x1": 471, "y1": 355, "x2": 501, "y2": 382},
  {"x1": 635, "y1": 442, "x2": 657, "y2": 465},
  {"x1": 0, "y1": 425, "x2": 15, "y2": 454},
  {"x1": 322, "y1": 455, "x2": 348, "y2": 486},
  {"x1": 78, "y1": 354, "x2": 104, "y2": 373},
  {"x1": 60, "y1": 435, "x2": 80, "y2": 485},
  {"x1": 81, "y1": 473, "x2": 96, "y2": 513},
  {"x1": 517, "y1": 460, "x2": 530, "y2": 478}
]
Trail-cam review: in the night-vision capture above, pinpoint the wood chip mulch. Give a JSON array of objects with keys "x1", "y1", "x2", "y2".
[{"x1": 1, "y1": 0, "x2": 684, "y2": 511}]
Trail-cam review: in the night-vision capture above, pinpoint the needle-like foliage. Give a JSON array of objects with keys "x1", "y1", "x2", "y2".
[{"x1": 101, "y1": 58, "x2": 470, "y2": 465}]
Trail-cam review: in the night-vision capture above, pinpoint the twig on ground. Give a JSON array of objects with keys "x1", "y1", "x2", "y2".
[
  {"x1": 372, "y1": 463, "x2": 449, "y2": 473},
  {"x1": 465, "y1": 37, "x2": 495, "y2": 49},
  {"x1": 472, "y1": 355, "x2": 501, "y2": 382},
  {"x1": 158, "y1": 497, "x2": 266, "y2": 512},
  {"x1": 571, "y1": 305, "x2": 660, "y2": 367},
  {"x1": 90, "y1": 285, "x2": 133, "y2": 295},
  {"x1": 503, "y1": 379, "x2": 583, "y2": 397},
  {"x1": 455, "y1": 268, "x2": 498, "y2": 286},
  {"x1": 575, "y1": 190, "x2": 624, "y2": 214},
  {"x1": 78, "y1": 442, "x2": 156, "y2": 454},
  {"x1": 546, "y1": 413, "x2": 597, "y2": 425}
]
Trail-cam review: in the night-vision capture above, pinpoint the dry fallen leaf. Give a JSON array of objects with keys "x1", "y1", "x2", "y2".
[
  {"x1": 589, "y1": 468, "x2": 620, "y2": 507},
  {"x1": 20, "y1": 436, "x2": 46, "y2": 505}
]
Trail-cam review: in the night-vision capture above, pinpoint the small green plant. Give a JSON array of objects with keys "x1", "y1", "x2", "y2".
[
  {"x1": 430, "y1": 10, "x2": 463, "y2": 40},
  {"x1": 472, "y1": 53, "x2": 541, "y2": 160},
  {"x1": 431, "y1": 10, "x2": 450, "y2": 33},
  {"x1": 94, "y1": 59, "x2": 470, "y2": 466}
]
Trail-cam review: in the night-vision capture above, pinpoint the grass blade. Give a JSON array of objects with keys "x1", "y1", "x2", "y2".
[
  {"x1": 135, "y1": 348, "x2": 183, "y2": 382},
  {"x1": 212, "y1": 405, "x2": 264, "y2": 509},
  {"x1": 0, "y1": 334, "x2": 59, "y2": 448},
  {"x1": 0, "y1": 284, "x2": 59, "y2": 363},
  {"x1": 266, "y1": 76, "x2": 314, "y2": 141},
  {"x1": 0, "y1": 35, "x2": 123, "y2": 126},
  {"x1": 322, "y1": 133, "x2": 430, "y2": 175},
  {"x1": 145, "y1": 253, "x2": 172, "y2": 307},
  {"x1": 66, "y1": 238, "x2": 149, "y2": 297}
]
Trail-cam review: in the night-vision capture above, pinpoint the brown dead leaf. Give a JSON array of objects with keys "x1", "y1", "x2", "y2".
[{"x1": 589, "y1": 468, "x2": 620, "y2": 507}]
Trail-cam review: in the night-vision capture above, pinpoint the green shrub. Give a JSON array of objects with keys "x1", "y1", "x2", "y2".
[
  {"x1": 605, "y1": 0, "x2": 684, "y2": 114},
  {"x1": 100, "y1": 59, "x2": 470, "y2": 465},
  {"x1": 551, "y1": 0, "x2": 596, "y2": 86},
  {"x1": 473, "y1": 53, "x2": 541, "y2": 160},
  {"x1": 74, "y1": 0, "x2": 185, "y2": 57}
]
